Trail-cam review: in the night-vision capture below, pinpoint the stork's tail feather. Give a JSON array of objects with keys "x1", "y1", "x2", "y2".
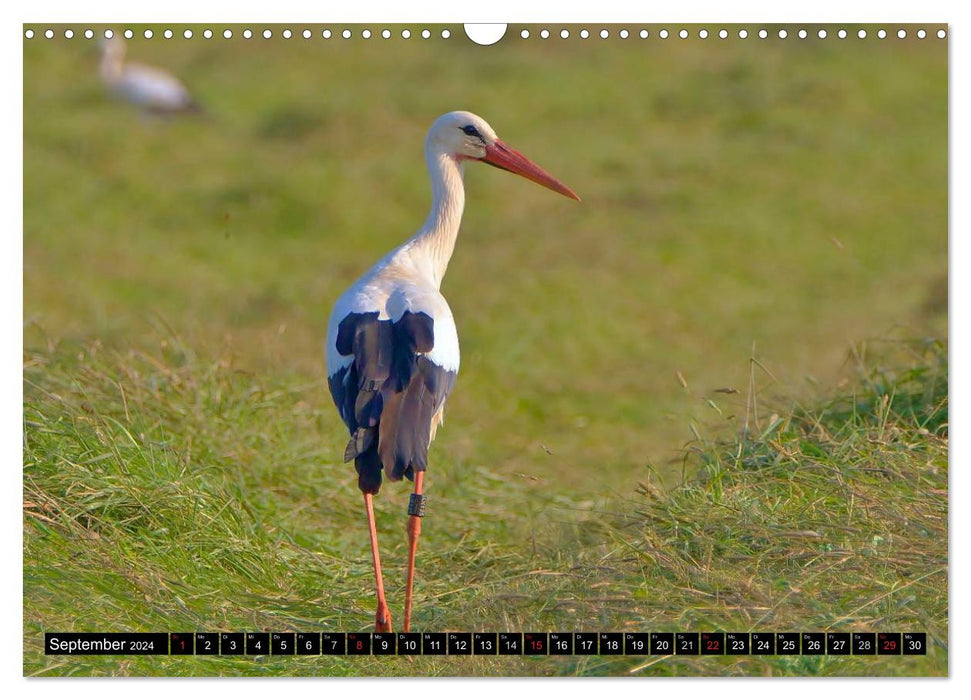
[{"x1": 378, "y1": 356, "x2": 456, "y2": 483}]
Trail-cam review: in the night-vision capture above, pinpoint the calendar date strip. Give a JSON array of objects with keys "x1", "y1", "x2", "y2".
[{"x1": 45, "y1": 631, "x2": 927, "y2": 656}]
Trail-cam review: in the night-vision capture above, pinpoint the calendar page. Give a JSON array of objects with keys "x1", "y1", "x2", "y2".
[{"x1": 23, "y1": 20, "x2": 947, "y2": 677}]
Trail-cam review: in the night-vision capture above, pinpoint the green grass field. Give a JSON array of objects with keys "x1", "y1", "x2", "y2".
[{"x1": 23, "y1": 24, "x2": 947, "y2": 676}]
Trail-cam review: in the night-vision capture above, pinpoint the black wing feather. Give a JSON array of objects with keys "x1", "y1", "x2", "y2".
[{"x1": 328, "y1": 310, "x2": 456, "y2": 494}]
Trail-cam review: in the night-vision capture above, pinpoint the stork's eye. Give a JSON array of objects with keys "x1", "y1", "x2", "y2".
[{"x1": 461, "y1": 125, "x2": 482, "y2": 138}]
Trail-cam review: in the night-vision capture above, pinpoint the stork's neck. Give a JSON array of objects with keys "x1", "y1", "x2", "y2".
[
  {"x1": 401, "y1": 149, "x2": 466, "y2": 289},
  {"x1": 100, "y1": 47, "x2": 124, "y2": 84}
]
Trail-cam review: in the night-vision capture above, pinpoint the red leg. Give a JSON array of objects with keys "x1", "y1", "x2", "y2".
[
  {"x1": 403, "y1": 472, "x2": 424, "y2": 632},
  {"x1": 364, "y1": 493, "x2": 393, "y2": 632}
]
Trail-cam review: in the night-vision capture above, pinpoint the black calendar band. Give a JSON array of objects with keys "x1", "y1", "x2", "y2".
[{"x1": 43, "y1": 631, "x2": 928, "y2": 656}]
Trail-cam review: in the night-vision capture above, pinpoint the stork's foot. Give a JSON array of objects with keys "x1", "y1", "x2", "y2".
[{"x1": 375, "y1": 603, "x2": 393, "y2": 633}]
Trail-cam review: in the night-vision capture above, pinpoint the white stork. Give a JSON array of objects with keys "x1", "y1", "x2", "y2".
[
  {"x1": 99, "y1": 38, "x2": 201, "y2": 115},
  {"x1": 326, "y1": 111, "x2": 579, "y2": 632}
]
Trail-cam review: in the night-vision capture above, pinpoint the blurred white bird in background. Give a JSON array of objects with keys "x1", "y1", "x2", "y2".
[{"x1": 99, "y1": 38, "x2": 202, "y2": 116}]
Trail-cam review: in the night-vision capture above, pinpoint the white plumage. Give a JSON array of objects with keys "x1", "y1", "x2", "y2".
[
  {"x1": 99, "y1": 38, "x2": 200, "y2": 115},
  {"x1": 326, "y1": 269, "x2": 460, "y2": 377}
]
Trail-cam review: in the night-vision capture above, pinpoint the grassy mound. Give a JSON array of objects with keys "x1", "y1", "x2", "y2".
[{"x1": 611, "y1": 338, "x2": 948, "y2": 675}]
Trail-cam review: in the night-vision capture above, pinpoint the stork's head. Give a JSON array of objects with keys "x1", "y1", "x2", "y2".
[
  {"x1": 427, "y1": 111, "x2": 580, "y2": 201},
  {"x1": 98, "y1": 36, "x2": 126, "y2": 60}
]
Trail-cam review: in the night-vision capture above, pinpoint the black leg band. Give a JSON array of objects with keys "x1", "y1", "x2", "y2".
[{"x1": 408, "y1": 493, "x2": 427, "y2": 517}]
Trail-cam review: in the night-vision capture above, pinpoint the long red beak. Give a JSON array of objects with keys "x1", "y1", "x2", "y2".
[{"x1": 481, "y1": 139, "x2": 580, "y2": 201}]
